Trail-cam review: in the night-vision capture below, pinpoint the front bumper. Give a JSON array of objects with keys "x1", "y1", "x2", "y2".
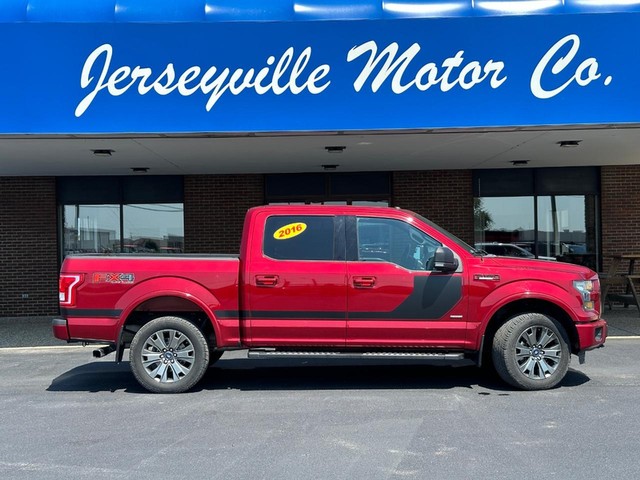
[{"x1": 576, "y1": 318, "x2": 607, "y2": 351}]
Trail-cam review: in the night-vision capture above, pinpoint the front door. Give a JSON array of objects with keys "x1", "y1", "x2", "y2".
[
  {"x1": 245, "y1": 213, "x2": 347, "y2": 346},
  {"x1": 346, "y1": 216, "x2": 466, "y2": 348}
]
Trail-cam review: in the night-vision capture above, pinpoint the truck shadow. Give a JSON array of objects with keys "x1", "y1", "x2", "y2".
[{"x1": 47, "y1": 356, "x2": 591, "y2": 394}]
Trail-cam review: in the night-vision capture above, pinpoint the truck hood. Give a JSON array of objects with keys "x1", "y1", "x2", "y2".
[{"x1": 480, "y1": 256, "x2": 597, "y2": 279}]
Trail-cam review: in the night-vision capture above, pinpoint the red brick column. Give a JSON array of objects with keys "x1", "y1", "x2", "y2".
[
  {"x1": 392, "y1": 170, "x2": 474, "y2": 245},
  {"x1": 601, "y1": 165, "x2": 640, "y2": 267},
  {"x1": 0, "y1": 177, "x2": 59, "y2": 316},
  {"x1": 184, "y1": 175, "x2": 264, "y2": 253}
]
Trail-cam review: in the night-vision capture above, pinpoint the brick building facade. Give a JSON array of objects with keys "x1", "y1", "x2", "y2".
[
  {"x1": 0, "y1": 177, "x2": 59, "y2": 316},
  {"x1": 1, "y1": 166, "x2": 638, "y2": 317},
  {"x1": 184, "y1": 174, "x2": 264, "y2": 254},
  {"x1": 601, "y1": 166, "x2": 640, "y2": 264}
]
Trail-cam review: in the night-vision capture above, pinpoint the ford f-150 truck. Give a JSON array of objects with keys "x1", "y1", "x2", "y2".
[{"x1": 53, "y1": 205, "x2": 607, "y2": 393}]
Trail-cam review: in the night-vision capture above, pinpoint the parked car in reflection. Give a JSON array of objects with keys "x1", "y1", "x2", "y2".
[{"x1": 475, "y1": 242, "x2": 556, "y2": 261}]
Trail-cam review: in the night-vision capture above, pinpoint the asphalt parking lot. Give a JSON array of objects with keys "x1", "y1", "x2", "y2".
[{"x1": 1, "y1": 327, "x2": 640, "y2": 479}]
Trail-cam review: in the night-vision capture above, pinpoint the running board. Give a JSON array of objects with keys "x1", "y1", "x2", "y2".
[{"x1": 247, "y1": 349, "x2": 465, "y2": 361}]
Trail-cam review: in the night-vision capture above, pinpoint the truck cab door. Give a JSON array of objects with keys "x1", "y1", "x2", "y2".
[
  {"x1": 346, "y1": 216, "x2": 467, "y2": 348},
  {"x1": 244, "y1": 213, "x2": 347, "y2": 346}
]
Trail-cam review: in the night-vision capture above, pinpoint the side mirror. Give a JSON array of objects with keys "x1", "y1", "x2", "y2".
[{"x1": 433, "y1": 247, "x2": 458, "y2": 273}]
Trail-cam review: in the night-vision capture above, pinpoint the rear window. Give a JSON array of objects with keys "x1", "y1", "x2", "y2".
[{"x1": 263, "y1": 216, "x2": 335, "y2": 261}]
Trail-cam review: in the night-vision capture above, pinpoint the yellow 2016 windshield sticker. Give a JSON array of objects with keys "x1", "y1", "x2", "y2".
[{"x1": 274, "y1": 222, "x2": 307, "y2": 240}]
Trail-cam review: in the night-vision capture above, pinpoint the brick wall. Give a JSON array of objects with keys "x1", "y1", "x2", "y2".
[
  {"x1": 6, "y1": 168, "x2": 630, "y2": 317},
  {"x1": 601, "y1": 165, "x2": 640, "y2": 268},
  {"x1": 392, "y1": 170, "x2": 474, "y2": 245},
  {"x1": 184, "y1": 175, "x2": 265, "y2": 253},
  {"x1": 0, "y1": 177, "x2": 59, "y2": 316}
]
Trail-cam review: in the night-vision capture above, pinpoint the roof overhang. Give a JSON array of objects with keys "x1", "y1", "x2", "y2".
[{"x1": 0, "y1": 1, "x2": 639, "y2": 175}]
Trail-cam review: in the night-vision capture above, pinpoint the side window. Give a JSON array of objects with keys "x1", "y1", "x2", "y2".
[
  {"x1": 264, "y1": 215, "x2": 335, "y2": 261},
  {"x1": 356, "y1": 218, "x2": 441, "y2": 270}
]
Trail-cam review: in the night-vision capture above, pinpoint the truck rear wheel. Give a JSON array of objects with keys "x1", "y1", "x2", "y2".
[
  {"x1": 130, "y1": 316, "x2": 210, "y2": 393},
  {"x1": 491, "y1": 313, "x2": 570, "y2": 390}
]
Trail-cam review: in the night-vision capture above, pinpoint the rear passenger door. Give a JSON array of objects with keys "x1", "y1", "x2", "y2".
[
  {"x1": 346, "y1": 216, "x2": 466, "y2": 348},
  {"x1": 245, "y1": 213, "x2": 347, "y2": 346}
]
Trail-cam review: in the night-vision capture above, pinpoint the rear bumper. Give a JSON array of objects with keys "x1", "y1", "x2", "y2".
[
  {"x1": 575, "y1": 318, "x2": 607, "y2": 351},
  {"x1": 52, "y1": 318, "x2": 70, "y2": 341},
  {"x1": 52, "y1": 317, "x2": 119, "y2": 343}
]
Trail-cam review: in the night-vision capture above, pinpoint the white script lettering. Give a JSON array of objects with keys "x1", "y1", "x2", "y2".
[
  {"x1": 347, "y1": 41, "x2": 507, "y2": 94},
  {"x1": 531, "y1": 34, "x2": 609, "y2": 99},
  {"x1": 75, "y1": 44, "x2": 331, "y2": 117}
]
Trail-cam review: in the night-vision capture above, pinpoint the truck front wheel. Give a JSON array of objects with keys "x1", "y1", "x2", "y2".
[
  {"x1": 130, "y1": 316, "x2": 210, "y2": 393},
  {"x1": 492, "y1": 313, "x2": 570, "y2": 390}
]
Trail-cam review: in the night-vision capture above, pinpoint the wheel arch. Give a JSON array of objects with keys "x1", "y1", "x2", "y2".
[
  {"x1": 115, "y1": 277, "x2": 223, "y2": 361},
  {"x1": 481, "y1": 298, "x2": 580, "y2": 363}
]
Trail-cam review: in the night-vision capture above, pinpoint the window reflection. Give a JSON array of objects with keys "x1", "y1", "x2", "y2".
[
  {"x1": 474, "y1": 195, "x2": 599, "y2": 270},
  {"x1": 537, "y1": 195, "x2": 598, "y2": 270},
  {"x1": 474, "y1": 197, "x2": 535, "y2": 246},
  {"x1": 62, "y1": 203, "x2": 184, "y2": 257},
  {"x1": 357, "y1": 217, "x2": 440, "y2": 270},
  {"x1": 63, "y1": 205, "x2": 120, "y2": 255},
  {"x1": 123, "y1": 204, "x2": 184, "y2": 254}
]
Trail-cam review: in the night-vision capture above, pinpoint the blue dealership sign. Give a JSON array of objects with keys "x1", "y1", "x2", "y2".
[{"x1": 0, "y1": 13, "x2": 638, "y2": 134}]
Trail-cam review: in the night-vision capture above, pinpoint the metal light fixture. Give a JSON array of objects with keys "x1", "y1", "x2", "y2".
[
  {"x1": 92, "y1": 149, "x2": 114, "y2": 156},
  {"x1": 558, "y1": 140, "x2": 581, "y2": 148},
  {"x1": 325, "y1": 146, "x2": 346, "y2": 153}
]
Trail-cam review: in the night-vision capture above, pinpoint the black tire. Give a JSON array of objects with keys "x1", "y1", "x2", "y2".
[
  {"x1": 491, "y1": 313, "x2": 570, "y2": 390},
  {"x1": 130, "y1": 316, "x2": 210, "y2": 393}
]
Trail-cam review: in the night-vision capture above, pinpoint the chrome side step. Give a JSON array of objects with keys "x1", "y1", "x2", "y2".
[{"x1": 247, "y1": 349, "x2": 465, "y2": 361}]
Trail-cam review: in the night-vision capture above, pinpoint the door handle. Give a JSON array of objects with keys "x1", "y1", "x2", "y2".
[
  {"x1": 353, "y1": 276, "x2": 376, "y2": 288},
  {"x1": 255, "y1": 275, "x2": 279, "y2": 287}
]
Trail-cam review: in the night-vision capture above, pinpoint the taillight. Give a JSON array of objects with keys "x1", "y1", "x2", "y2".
[{"x1": 59, "y1": 274, "x2": 84, "y2": 307}]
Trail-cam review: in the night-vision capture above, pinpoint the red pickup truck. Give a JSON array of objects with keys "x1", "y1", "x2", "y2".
[{"x1": 53, "y1": 205, "x2": 607, "y2": 393}]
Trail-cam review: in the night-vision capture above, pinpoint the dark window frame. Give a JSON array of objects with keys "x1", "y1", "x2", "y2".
[
  {"x1": 265, "y1": 172, "x2": 391, "y2": 205},
  {"x1": 57, "y1": 176, "x2": 184, "y2": 263}
]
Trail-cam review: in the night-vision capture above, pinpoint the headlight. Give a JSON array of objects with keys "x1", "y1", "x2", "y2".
[{"x1": 573, "y1": 280, "x2": 595, "y2": 310}]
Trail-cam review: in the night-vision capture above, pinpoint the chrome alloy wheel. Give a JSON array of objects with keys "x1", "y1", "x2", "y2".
[
  {"x1": 140, "y1": 329, "x2": 195, "y2": 383},
  {"x1": 515, "y1": 326, "x2": 562, "y2": 380}
]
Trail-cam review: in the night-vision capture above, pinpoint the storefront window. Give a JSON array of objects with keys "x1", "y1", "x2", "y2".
[
  {"x1": 123, "y1": 204, "x2": 184, "y2": 254},
  {"x1": 475, "y1": 195, "x2": 598, "y2": 268},
  {"x1": 474, "y1": 197, "x2": 535, "y2": 246},
  {"x1": 63, "y1": 205, "x2": 120, "y2": 255},
  {"x1": 62, "y1": 203, "x2": 184, "y2": 256},
  {"x1": 537, "y1": 195, "x2": 598, "y2": 270},
  {"x1": 58, "y1": 176, "x2": 184, "y2": 258},
  {"x1": 473, "y1": 168, "x2": 600, "y2": 270}
]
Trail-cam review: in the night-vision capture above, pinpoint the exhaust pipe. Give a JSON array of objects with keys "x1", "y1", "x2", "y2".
[{"x1": 93, "y1": 345, "x2": 116, "y2": 358}]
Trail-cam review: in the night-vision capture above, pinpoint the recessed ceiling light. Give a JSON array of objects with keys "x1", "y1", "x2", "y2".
[
  {"x1": 558, "y1": 140, "x2": 581, "y2": 148},
  {"x1": 131, "y1": 167, "x2": 149, "y2": 173},
  {"x1": 510, "y1": 160, "x2": 530, "y2": 166},
  {"x1": 325, "y1": 146, "x2": 346, "y2": 153},
  {"x1": 92, "y1": 149, "x2": 114, "y2": 157},
  {"x1": 321, "y1": 164, "x2": 339, "y2": 171}
]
